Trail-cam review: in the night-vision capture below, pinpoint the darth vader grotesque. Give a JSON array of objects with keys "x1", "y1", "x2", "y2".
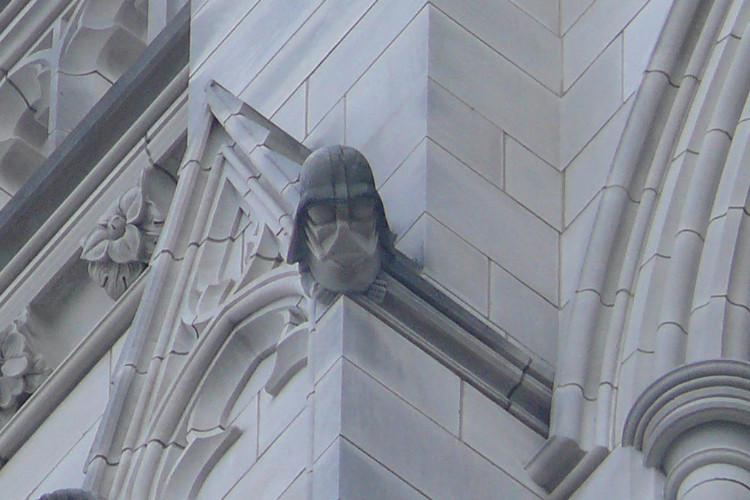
[{"x1": 287, "y1": 145, "x2": 394, "y2": 296}]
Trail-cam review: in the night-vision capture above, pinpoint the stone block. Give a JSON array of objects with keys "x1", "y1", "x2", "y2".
[
  {"x1": 304, "y1": 98, "x2": 346, "y2": 150},
  {"x1": 614, "y1": 349, "x2": 656, "y2": 435},
  {"x1": 686, "y1": 297, "x2": 738, "y2": 362},
  {"x1": 278, "y1": 472, "x2": 307, "y2": 500},
  {"x1": 313, "y1": 359, "x2": 343, "y2": 461},
  {"x1": 560, "y1": 0, "x2": 595, "y2": 34},
  {"x1": 429, "y1": 7, "x2": 559, "y2": 166},
  {"x1": 0, "y1": 356, "x2": 109, "y2": 500},
  {"x1": 339, "y1": 298, "x2": 462, "y2": 435},
  {"x1": 271, "y1": 83, "x2": 307, "y2": 143},
  {"x1": 563, "y1": 0, "x2": 647, "y2": 89},
  {"x1": 188, "y1": 0, "x2": 321, "y2": 131},
  {"x1": 674, "y1": 37, "x2": 735, "y2": 156},
  {"x1": 312, "y1": 304, "x2": 345, "y2": 384},
  {"x1": 345, "y1": 8, "x2": 429, "y2": 152},
  {"x1": 505, "y1": 136, "x2": 563, "y2": 230},
  {"x1": 307, "y1": 0, "x2": 428, "y2": 129},
  {"x1": 190, "y1": 0, "x2": 262, "y2": 73},
  {"x1": 508, "y1": 0, "x2": 559, "y2": 33},
  {"x1": 395, "y1": 212, "x2": 428, "y2": 264},
  {"x1": 418, "y1": 214, "x2": 491, "y2": 315},
  {"x1": 561, "y1": 38, "x2": 623, "y2": 166},
  {"x1": 313, "y1": 299, "x2": 463, "y2": 439},
  {"x1": 26, "y1": 421, "x2": 98, "y2": 498},
  {"x1": 338, "y1": 360, "x2": 542, "y2": 499},
  {"x1": 196, "y1": 396, "x2": 259, "y2": 499},
  {"x1": 490, "y1": 263, "x2": 559, "y2": 365},
  {"x1": 641, "y1": 152, "x2": 696, "y2": 261},
  {"x1": 339, "y1": 438, "x2": 429, "y2": 499},
  {"x1": 460, "y1": 383, "x2": 545, "y2": 496},
  {"x1": 258, "y1": 362, "x2": 310, "y2": 454},
  {"x1": 378, "y1": 138, "x2": 427, "y2": 240},
  {"x1": 427, "y1": 80, "x2": 503, "y2": 189},
  {"x1": 623, "y1": 0, "x2": 673, "y2": 98},
  {"x1": 564, "y1": 97, "x2": 632, "y2": 224},
  {"x1": 432, "y1": 0, "x2": 561, "y2": 93},
  {"x1": 223, "y1": 409, "x2": 309, "y2": 500},
  {"x1": 359, "y1": 85, "x2": 428, "y2": 186},
  {"x1": 313, "y1": 438, "x2": 430, "y2": 500},
  {"x1": 312, "y1": 437, "x2": 341, "y2": 500},
  {"x1": 426, "y1": 141, "x2": 559, "y2": 304},
  {"x1": 714, "y1": 120, "x2": 750, "y2": 214},
  {"x1": 239, "y1": 0, "x2": 380, "y2": 118},
  {"x1": 622, "y1": 254, "x2": 669, "y2": 359}
]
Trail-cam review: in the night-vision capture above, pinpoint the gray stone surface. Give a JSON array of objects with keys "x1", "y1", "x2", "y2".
[
  {"x1": 9, "y1": 1, "x2": 748, "y2": 499},
  {"x1": 338, "y1": 359, "x2": 541, "y2": 499}
]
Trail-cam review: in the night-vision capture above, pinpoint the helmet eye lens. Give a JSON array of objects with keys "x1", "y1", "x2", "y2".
[
  {"x1": 350, "y1": 198, "x2": 375, "y2": 221},
  {"x1": 307, "y1": 204, "x2": 336, "y2": 225},
  {"x1": 307, "y1": 198, "x2": 376, "y2": 225}
]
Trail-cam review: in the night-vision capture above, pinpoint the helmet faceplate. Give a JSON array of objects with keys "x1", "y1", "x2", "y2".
[{"x1": 287, "y1": 145, "x2": 393, "y2": 266}]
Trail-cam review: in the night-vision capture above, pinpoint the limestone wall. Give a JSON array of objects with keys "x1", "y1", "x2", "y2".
[
  {"x1": 191, "y1": 0, "x2": 674, "y2": 370},
  {"x1": 0, "y1": 338, "x2": 123, "y2": 499}
]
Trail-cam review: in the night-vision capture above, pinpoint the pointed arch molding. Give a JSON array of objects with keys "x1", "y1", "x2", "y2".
[
  {"x1": 83, "y1": 79, "x2": 313, "y2": 498},
  {"x1": 529, "y1": 0, "x2": 750, "y2": 496}
]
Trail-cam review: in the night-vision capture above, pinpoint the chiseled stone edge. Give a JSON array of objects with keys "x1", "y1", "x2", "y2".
[
  {"x1": 353, "y1": 249, "x2": 553, "y2": 436},
  {"x1": 0, "y1": 3, "x2": 189, "y2": 283}
]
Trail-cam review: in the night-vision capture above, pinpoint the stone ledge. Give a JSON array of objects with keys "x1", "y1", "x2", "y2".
[{"x1": 353, "y1": 249, "x2": 553, "y2": 436}]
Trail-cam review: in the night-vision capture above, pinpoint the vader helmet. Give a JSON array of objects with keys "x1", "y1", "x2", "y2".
[{"x1": 287, "y1": 145, "x2": 394, "y2": 292}]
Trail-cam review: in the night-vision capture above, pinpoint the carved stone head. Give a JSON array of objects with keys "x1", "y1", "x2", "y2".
[{"x1": 288, "y1": 145, "x2": 393, "y2": 293}]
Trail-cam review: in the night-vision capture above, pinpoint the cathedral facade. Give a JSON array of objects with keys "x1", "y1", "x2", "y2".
[{"x1": 0, "y1": 0, "x2": 748, "y2": 499}]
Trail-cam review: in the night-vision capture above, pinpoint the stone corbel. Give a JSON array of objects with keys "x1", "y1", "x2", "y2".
[
  {"x1": 80, "y1": 165, "x2": 175, "y2": 300},
  {"x1": 623, "y1": 360, "x2": 750, "y2": 500}
]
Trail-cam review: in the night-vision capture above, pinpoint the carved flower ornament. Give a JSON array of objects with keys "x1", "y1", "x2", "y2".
[
  {"x1": 0, "y1": 318, "x2": 49, "y2": 413},
  {"x1": 81, "y1": 187, "x2": 162, "y2": 300}
]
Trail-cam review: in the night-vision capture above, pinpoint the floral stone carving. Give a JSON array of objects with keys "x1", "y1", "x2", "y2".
[
  {"x1": 81, "y1": 186, "x2": 164, "y2": 300},
  {"x1": 0, "y1": 312, "x2": 50, "y2": 425}
]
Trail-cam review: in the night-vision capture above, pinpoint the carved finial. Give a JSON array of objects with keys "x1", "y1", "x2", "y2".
[{"x1": 287, "y1": 145, "x2": 394, "y2": 298}]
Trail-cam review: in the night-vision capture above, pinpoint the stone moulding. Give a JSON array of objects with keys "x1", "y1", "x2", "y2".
[
  {"x1": 357, "y1": 250, "x2": 553, "y2": 436},
  {"x1": 0, "y1": 3, "x2": 189, "y2": 290},
  {"x1": 623, "y1": 360, "x2": 750, "y2": 500},
  {"x1": 530, "y1": 1, "x2": 733, "y2": 498}
]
